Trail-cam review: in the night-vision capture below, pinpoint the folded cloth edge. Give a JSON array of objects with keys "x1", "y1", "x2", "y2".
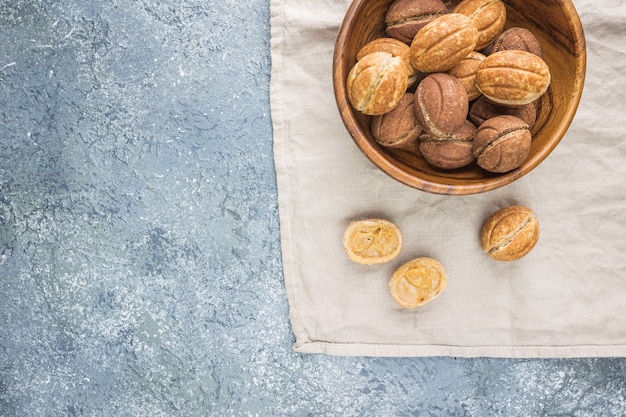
[
  {"x1": 294, "y1": 341, "x2": 626, "y2": 358},
  {"x1": 269, "y1": 0, "x2": 311, "y2": 348}
]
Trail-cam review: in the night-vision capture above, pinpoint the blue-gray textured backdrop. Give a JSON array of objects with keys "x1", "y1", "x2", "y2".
[{"x1": 0, "y1": 0, "x2": 624, "y2": 416}]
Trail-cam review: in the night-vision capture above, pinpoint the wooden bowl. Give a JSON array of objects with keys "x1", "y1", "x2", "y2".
[{"x1": 333, "y1": 0, "x2": 586, "y2": 195}]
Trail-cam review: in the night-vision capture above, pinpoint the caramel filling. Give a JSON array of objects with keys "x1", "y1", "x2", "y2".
[
  {"x1": 347, "y1": 224, "x2": 400, "y2": 258},
  {"x1": 392, "y1": 260, "x2": 446, "y2": 306}
]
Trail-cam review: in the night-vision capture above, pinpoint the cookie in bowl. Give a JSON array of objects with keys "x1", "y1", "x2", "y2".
[
  {"x1": 371, "y1": 93, "x2": 423, "y2": 148},
  {"x1": 346, "y1": 52, "x2": 408, "y2": 116},
  {"x1": 472, "y1": 114, "x2": 531, "y2": 173},
  {"x1": 409, "y1": 13, "x2": 478, "y2": 73},
  {"x1": 475, "y1": 50, "x2": 551, "y2": 106},
  {"x1": 385, "y1": 0, "x2": 448, "y2": 44}
]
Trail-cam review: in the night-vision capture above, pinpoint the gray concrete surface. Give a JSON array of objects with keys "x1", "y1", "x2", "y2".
[{"x1": 0, "y1": 0, "x2": 624, "y2": 415}]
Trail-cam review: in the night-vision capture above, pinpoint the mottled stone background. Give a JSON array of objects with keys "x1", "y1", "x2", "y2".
[{"x1": 0, "y1": 1, "x2": 624, "y2": 416}]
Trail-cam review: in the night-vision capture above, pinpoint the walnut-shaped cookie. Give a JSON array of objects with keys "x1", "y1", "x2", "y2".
[
  {"x1": 419, "y1": 119, "x2": 476, "y2": 169},
  {"x1": 469, "y1": 96, "x2": 537, "y2": 129},
  {"x1": 480, "y1": 205, "x2": 539, "y2": 261},
  {"x1": 472, "y1": 114, "x2": 531, "y2": 173},
  {"x1": 357, "y1": 37, "x2": 420, "y2": 86},
  {"x1": 476, "y1": 50, "x2": 551, "y2": 106},
  {"x1": 371, "y1": 93, "x2": 422, "y2": 148},
  {"x1": 409, "y1": 13, "x2": 478, "y2": 73},
  {"x1": 385, "y1": 0, "x2": 448, "y2": 45},
  {"x1": 347, "y1": 52, "x2": 409, "y2": 116},
  {"x1": 414, "y1": 73, "x2": 469, "y2": 137},
  {"x1": 453, "y1": 0, "x2": 507, "y2": 51},
  {"x1": 445, "y1": 51, "x2": 486, "y2": 101},
  {"x1": 492, "y1": 27, "x2": 543, "y2": 57}
]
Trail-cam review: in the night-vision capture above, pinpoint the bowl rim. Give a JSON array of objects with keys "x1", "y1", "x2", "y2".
[{"x1": 332, "y1": 0, "x2": 587, "y2": 195}]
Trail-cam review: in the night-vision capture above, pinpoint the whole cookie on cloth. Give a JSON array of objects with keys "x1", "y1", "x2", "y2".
[
  {"x1": 389, "y1": 257, "x2": 447, "y2": 308},
  {"x1": 347, "y1": 52, "x2": 408, "y2": 116},
  {"x1": 371, "y1": 93, "x2": 423, "y2": 148},
  {"x1": 475, "y1": 50, "x2": 551, "y2": 106},
  {"x1": 472, "y1": 114, "x2": 531, "y2": 173},
  {"x1": 343, "y1": 219, "x2": 403, "y2": 265},
  {"x1": 414, "y1": 72, "x2": 469, "y2": 137},
  {"x1": 385, "y1": 0, "x2": 448, "y2": 45},
  {"x1": 480, "y1": 205, "x2": 539, "y2": 261},
  {"x1": 409, "y1": 13, "x2": 478, "y2": 73}
]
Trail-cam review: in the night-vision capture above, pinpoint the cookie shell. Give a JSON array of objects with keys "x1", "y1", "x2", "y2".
[
  {"x1": 445, "y1": 51, "x2": 486, "y2": 101},
  {"x1": 453, "y1": 0, "x2": 507, "y2": 51},
  {"x1": 347, "y1": 52, "x2": 409, "y2": 116},
  {"x1": 419, "y1": 119, "x2": 476, "y2": 169},
  {"x1": 385, "y1": 0, "x2": 448, "y2": 44},
  {"x1": 480, "y1": 205, "x2": 539, "y2": 261},
  {"x1": 469, "y1": 96, "x2": 537, "y2": 128},
  {"x1": 492, "y1": 27, "x2": 543, "y2": 57},
  {"x1": 343, "y1": 219, "x2": 403, "y2": 265},
  {"x1": 476, "y1": 50, "x2": 551, "y2": 106},
  {"x1": 409, "y1": 13, "x2": 478, "y2": 73},
  {"x1": 371, "y1": 93, "x2": 423, "y2": 148},
  {"x1": 414, "y1": 73, "x2": 469, "y2": 137},
  {"x1": 472, "y1": 115, "x2": 531, "y2": 173},
  {"x1": 389, "y1": 257, "x2": 447, "y2": 308}
]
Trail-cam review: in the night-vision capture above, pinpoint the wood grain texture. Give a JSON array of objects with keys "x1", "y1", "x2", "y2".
[{"x1": 333, "y1": 0, "x2": 586, "y2": 195}]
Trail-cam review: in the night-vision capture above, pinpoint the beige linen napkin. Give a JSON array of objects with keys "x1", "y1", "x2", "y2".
[{"x1": 269, "y1": 0, "x2": 626, "y2": 357}]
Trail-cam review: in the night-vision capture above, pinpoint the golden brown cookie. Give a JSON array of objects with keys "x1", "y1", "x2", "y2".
[
  {"x1": 409, "y1": 13, "x2": 478, "y2": 73},
  {"x1": 389, "y1": 257, "x2": 447, "y2": 308},
  {"x1": 357, "y1": 37, "x2": 419, "y2": 85},
  {"x1": 453, "y1": 0, "x2": 507, "y2": 51},
  {"x1": 445, "y1": 51, "x2": 486, "y2": 101},
  {"x1": 347, "y1": 52, "x2": 409, "y2": 116},
  {"x1": 475, "y1": 50, "x2": 551, "y2": 106},
  {"x1": 480, "y1": 205, "x2": 539, "y2": 261},
  {"x1": 343, "y1": 219, "x2": 403, "y2": 265}
]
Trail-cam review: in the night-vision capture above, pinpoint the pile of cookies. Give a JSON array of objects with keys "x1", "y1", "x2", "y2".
[{"x1": 346, "y1": 0, "x2": 551, "y2": 173}]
